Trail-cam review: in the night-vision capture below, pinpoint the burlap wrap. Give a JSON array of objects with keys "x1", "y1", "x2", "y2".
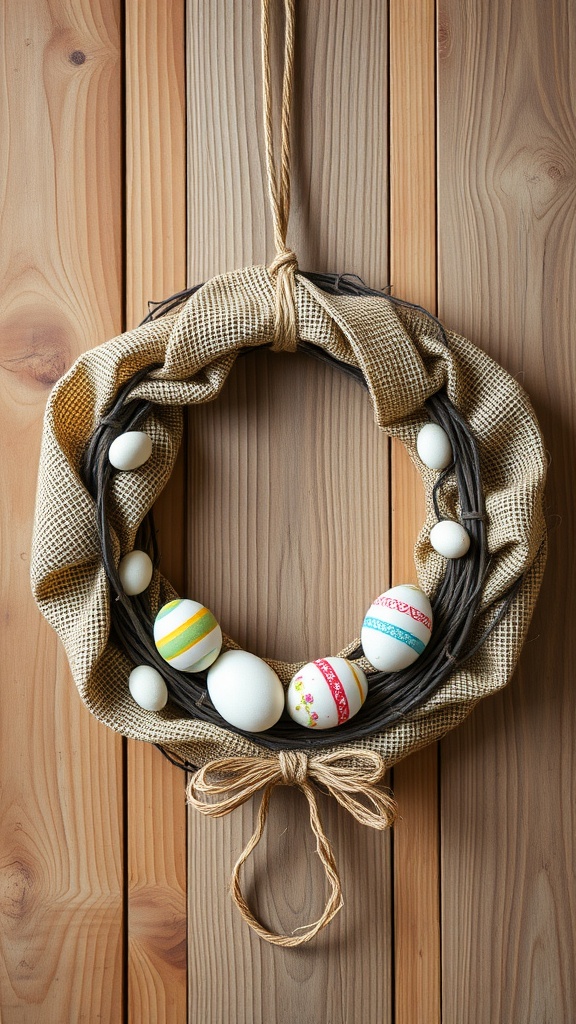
[{"x1": 31, "y1": 265, "x2": 547, "y2": 769}]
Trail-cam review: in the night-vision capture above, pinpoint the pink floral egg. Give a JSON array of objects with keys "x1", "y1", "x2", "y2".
[{"x1": 286, "y1": 656, "x2": 368, "y2": 730}]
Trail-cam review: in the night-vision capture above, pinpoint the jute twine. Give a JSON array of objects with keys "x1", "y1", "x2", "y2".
[
  {"x1": 187, "y1": 748, "x2": 396, "y2": 946},
  {"x1": 30, "y1": 0, "x2": 547, "y2": 945},
  {"x1": 262, "y1": 0, "x2": 299, "y2": 353}
]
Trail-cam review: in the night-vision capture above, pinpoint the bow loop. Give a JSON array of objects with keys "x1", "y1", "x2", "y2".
[
  {"x1": 187, "y1": 755, "x2": 280, "y2": 816},
  {"x1": 308, "y1": 747, "x2": 389, "y2": 788}
]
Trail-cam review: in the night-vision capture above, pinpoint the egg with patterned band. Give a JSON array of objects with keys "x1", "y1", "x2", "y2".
[
  {"x1": 361, "y1": 584, "x2": 433, "y2": 672},
  {"x1": 154, "y1": 598, "x2": 222, "y2": 672},
  {"x1": 286, "y1": 657, "x2": 368, "y2": 730}
]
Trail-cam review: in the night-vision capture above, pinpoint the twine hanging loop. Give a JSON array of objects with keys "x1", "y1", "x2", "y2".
[
  {"x1": 186, "y1": 747, "x2": 397, "y2": 946},
  {"x1": 261, "y1": 0, "x2": 299, "y2": 353}
]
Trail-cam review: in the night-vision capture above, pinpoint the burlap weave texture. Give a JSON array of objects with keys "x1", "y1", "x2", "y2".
[{"x1": 31, "y1": 266, "x2": 547, "y2": 768}]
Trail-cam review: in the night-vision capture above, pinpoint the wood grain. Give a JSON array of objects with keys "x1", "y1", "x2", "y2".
[
  {"x1": 389, "y1": 2, "x2": 441, "y2": 1021},
  {"x1": 124, "y1": 1, "x2": 188, "y2": 1021},
  {"x1": 1, "y1": 0, "x2": 573, "y2": 1019},
  {"x1": 186, "y1": 1, "x2": 392, "y2": 1020},
  {"x1": 438, "y1": 0, "x2": 576, "y2": 1020},
  {"x1": 0, "y1": 1, "x2": 124, "y2": 1020}
]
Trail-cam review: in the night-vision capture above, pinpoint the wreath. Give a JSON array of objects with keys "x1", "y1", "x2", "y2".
[{"x1": 31, "y1": 0, "x2": 547, "y2": 945}]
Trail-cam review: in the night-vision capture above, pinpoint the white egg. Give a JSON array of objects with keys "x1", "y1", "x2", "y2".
[
  {"x1": 430, "y1": 520, "x2": 470, "y2": 558},
  {"x1": 286, "y1": 657, "x2": 368, "y2": 730},
  {"x1": 119, "y1": 550, "x2": 153, "y2": 595},
  {"x1": 416, "y1": 422, "x2": 453, "y2": 471},
  {"x1": 128, "y1": 665, "x2": 168, "y2": 711},
  {"x1": 361, "y1": 584, "x2": 433, "y2": 672},
  {"x1": 108, "y1": 430, "x2": 153, "y2": 471},
  {"x1": 207, "y1": 650, "x2": 285, "y2": 732}
]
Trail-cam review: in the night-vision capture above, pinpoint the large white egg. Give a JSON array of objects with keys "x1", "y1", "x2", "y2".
[
  {"x1": 207, "y1": 650, "x2": 284, "y2": 732},
  {"x1": 108, "y1": 430, "x2": 153, "y2": 471},
  {"x1": 154, "y1": 599, "x2": 222, "y2": 672},
  {"x1": 430, "y1": 520, "x2": 470, "y2": 558},
  {"x1": 128, "y1": 665, "x2": 168, "y2": 711},
  {"x1": 286, "y1": 657, "x2": 368, "y2": 730},
  {"x1": 361, "y1": 584, "x2": 433, "y2": 672},
  {"x1": 119, "y1": 550, "x2": 153, "y2": 595},
  {"x1": 416, "y1": 422, "x2": 453, "y2": 471}
]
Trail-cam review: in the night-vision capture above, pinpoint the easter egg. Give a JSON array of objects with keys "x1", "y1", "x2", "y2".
[
  {"x1": 119, "y1": 550, "x2": 153, "y2": 595},
  {"x1": 153, "y1": 598, "x2": 222, "y2": 672},
  {"x1": 286, "y1": 657, "x2": 368, "y2": 730},
  {"x1": 108, "y1": 430, "x2": 153, "y2": 471},
  {"x1": 361, "y1": 584, "x2": 433, "y2": 672},
  {"x1": 430, "y1": 520, "x2": 470, "y2": 559},
  {"x1": 207, "y1": 650, "x2": 284, "y2": 732},
  {"x1": 128, "y1": 665, "x2": 168, "y2": 711},
  {"x1": 416, "y1": 422, "x2": 453, "y2": 471}
]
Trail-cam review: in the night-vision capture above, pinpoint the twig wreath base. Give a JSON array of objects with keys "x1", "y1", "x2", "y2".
[
  {"x1": 32, "y1": 260, "x2": 548, "y2": 774},
  {"x1": 80, "y1": 273, "x2": 526, "y2": 752}
]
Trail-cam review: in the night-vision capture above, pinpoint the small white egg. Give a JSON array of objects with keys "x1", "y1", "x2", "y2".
[
  {"x1": 154, "y1": 599, "x2": 222, "y2": 672},
  {"x1": 416, "y1": 422, "x2": 453, "y2": 471},
  {"x1": 128, "y1": 665, "x2": 168, "y2": 711},
  {"x1": 119, "y1": 550, "x2": 153, "y2": 595},
  {"x1": 207, "y1": 650, "x2": 284, "y2": 732},
  {"x1": 286, "y1": 657, "x2": 368, "y2": 730},
  {"x1": 108, "y1": 431, "x2": 153, "y2": 471},
  {"x1": 430, "y1": 520, "x2": 470, "y2": 558},
  {"x1": 361, "y1": 584, "x2": 433, "y2": 672}
]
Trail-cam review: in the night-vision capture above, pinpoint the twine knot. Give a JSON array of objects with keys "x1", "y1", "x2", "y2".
[
  {"x1": 268, "y1": 247, "x2": 299, "y2": 353},
  {"x1": 278, "y1": 748, "x2": 308, "y2": 785},
  {"x1": 269, "y1": 247, "x2": 298, "y2": 277},
  {"x1": 186, "y1": 747, "x2": 396, "y2": 946}
]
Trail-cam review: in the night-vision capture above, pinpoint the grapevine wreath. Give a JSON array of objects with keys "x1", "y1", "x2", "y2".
[{"x1": 31, "y1": 0, "x2": 546, "y2": 945}]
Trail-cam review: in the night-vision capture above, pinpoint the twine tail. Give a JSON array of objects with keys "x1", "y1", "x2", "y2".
[
  {"x1": 229, "y1": 780, "x2": 344, "y2": 948},
  {"x1": 261, "y1": 0, "x2": 299, "y2": 353}
]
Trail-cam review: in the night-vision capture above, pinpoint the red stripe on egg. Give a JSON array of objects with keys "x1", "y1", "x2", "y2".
[
  {"x1": 315, "y1": 659, "x2": 350, "y2": 725},
  {"x1": 373, "y1": 595, "x2": 432, "y2": 632}
]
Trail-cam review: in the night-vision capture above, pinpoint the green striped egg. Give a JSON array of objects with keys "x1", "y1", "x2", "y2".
[{"x1": 153, "y1": 599, "x2": 222, "y2": 672}]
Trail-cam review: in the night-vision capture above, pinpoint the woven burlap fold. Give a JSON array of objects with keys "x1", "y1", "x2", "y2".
[{"x1": 31, "y1": 265, "x2": 547, "y2": 769}]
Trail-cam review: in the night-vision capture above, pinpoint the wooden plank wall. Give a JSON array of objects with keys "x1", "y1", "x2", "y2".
[
  {"x1": 438, "y1": 2, "x2": 576, "y2": 1020},
  {"x1": 0, "y1": 1, "x2": 574, "y2": 1021},
  {"x1": 0, "y1": 3, "x2": 125, "y2": 1022},
  {"x1": 125, "y1": 2, "x2": 187, "y2": 1022}
]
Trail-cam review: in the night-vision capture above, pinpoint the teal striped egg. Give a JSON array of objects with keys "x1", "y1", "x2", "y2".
[
  {"x1": 361, "y1": 584, "x2": 433, "y2": 672},
  {"x1": 153, "y1": 598, "x2": 222, "y2": 672}
]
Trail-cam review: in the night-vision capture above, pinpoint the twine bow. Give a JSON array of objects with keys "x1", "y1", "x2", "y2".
[
  {"x1": 261, "y1": 0, "x2": 299, "y2": 353},
  {"x1": 186, "y1": 748, "x2": 397, "y2": 946}
]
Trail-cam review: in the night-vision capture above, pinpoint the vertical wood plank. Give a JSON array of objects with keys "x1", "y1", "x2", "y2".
[
  {"x1": 0, "y1": 1, "x2": 124, "y2": 1020},
  {"x1": 438, "y1": 0, "x2": 576, "y2": 1020},
  {"x1": 125, "y1": 1, "x2": 188, "y2": 1021},
  {"x1": 389, "y1": 2, "x2": 441, "y2": 1022},
  {"x1": 186, "y1": 2, "x2": 392, "y2": 1021}
]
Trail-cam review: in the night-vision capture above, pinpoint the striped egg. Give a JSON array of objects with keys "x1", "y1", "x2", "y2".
[
  {"x1": 361, "y1": 584, "x2": 433, "y2": 672},
  {"x1": 286, "y1": 657, "x2": 368, "y2": 730},
  {"x1": 153, "y1": 598, "x2": 222, "y2": 673}
]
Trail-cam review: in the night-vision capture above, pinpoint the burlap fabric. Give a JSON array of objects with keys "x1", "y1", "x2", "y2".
[{"x1": 31, "y1": 265, "x2": 547, "y2": 769}]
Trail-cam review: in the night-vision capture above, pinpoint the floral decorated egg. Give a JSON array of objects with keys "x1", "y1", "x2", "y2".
[{"x1": 286, "y1": 656, "x2": 368, "y2": 730}]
